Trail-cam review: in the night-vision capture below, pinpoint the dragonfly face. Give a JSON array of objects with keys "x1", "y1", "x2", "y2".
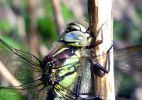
[{"x1": 59, "y1": 22, "x2": 92, "y2": 47}]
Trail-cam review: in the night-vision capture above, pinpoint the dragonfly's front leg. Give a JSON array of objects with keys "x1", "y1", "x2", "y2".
[
  {"x1": 92, "y1": 45, "x2": 112, "y2": 76},
  {"x1": 86, "y1": 22, "x2": 107, "y2": 49},
  {"x1": 86, "y1": 31, "x2": 103, "y2": 49}
]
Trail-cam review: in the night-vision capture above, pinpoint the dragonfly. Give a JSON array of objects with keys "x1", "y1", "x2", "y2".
[{"x1": 0, "y1": 23, "x2": 142, "y2": 100}]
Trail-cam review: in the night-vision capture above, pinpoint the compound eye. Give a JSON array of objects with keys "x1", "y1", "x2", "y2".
[
  {"x1": 63, "y1": 31, "x2": 88, "y2": 46},
  {"x1": 66, "y1": 23, "x2": 81, "y2": 31}
]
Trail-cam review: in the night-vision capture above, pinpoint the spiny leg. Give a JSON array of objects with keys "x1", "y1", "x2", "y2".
[
  {"x1": 85, "y1": 22, "x2": 107, "y2": 49},
  {"x1": 75, "y1": 75, "x2": 82, "y2": 98},
  {"x1": 75, "y1": 73, "x2": 104, "y2": 100},
  {"x1": 86, "y1": 25, "x2": 104, "y2": 49},
  {"x1": 92, "y1": 45, "x2": 112, "y2": 76}
]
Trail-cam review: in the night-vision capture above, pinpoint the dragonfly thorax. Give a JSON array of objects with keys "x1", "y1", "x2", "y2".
[{"x1": 41, "y1": 55, "x2": 59, "y2": 85}]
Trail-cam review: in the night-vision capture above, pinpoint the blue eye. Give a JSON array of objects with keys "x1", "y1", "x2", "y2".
[{"x1": 66, "y1": 32, "x2": 78, "y2": 39}]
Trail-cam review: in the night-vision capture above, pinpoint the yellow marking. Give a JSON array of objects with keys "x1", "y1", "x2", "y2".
[{"x1": 53, "y1": 47, "x2": 69, "y2": 56}]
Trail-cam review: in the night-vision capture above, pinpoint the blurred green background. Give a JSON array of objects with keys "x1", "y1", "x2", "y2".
[{"x1": 0, "y1": 0, "x2": 142, "y2": 100}]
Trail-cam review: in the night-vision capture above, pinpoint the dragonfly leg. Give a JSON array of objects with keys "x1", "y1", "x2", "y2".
[
  {"x1": 76, "y1": 96, "x2": 103, "y2": 100},
  {"x1": 75, "y1": 74, "x2": 104, "y2": 100},
  {"x1": 75, "y1": 75, "x2": 82, "y2": 98},
  {"x1": 94, "y1": 96, "x2": 103, "y2": 100},
  {"x1": 92, "y1": 45, "x2": 112, "y2": 76},
  {"x1": 46, "y1": 89, "x2": 55, "y2": 100},
  {"x1": 86, "y1": 27, "x2": 103, "y2": 49},
  {"x1": 85, "y1": 22, "x2": 107, "y2": 49}
]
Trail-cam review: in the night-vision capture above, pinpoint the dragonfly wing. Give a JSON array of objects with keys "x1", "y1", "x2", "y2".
[
  {"x1": 79, "y1": 57, "x2": 93, "y2": 95},
  {"x1": 114, "y1": 45, "x2": 142, "y2": 98},
  {"x1": 114, "y1": 45, "x2": 142, "y2": 75},
  {"x1": 0, "y1": 39, "x2": 41, "y2": 67},
  {"x1": 0, "y1": 39, "x2": 45, "y2": 100}
]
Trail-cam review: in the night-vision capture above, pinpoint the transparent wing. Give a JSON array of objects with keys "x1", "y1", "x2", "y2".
[
  {"x1": 114, "y1": 45, "x2": 142, "y2": 99},
  {"x1": 78, "y1": 57, "x2": 93, "y2": 95},
  {"x1": 114, "y1": 45, "x2": 142, "y2": 74},
  {"x1": 0, "y1": 39, "x2": 45, "y2": 100}
]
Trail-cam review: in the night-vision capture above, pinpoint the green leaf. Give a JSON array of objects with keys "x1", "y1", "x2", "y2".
[
  {"x1": 38, "y1": 17, "x2": 58, "y2": 41},
  {"x1": 0, "y1": 36, "x2": 21, "y2": 49},
  {"x1": 0, "y1": 88, "x2": 24, "y2": 100},
  {"x1": 61, "y1": 3, "x2": 74, "y2": 21},
  {"x1": 0, "y1": 20, "x2": 11, "y2": 32}
]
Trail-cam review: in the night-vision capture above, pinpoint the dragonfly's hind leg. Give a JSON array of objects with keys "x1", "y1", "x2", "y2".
[
  {"x1": 92, "y1": 45, "x2": 112, "y2": 76},
  {"x1": 94, "y1": 96, "x2": 103, "y2": 100},
  {"x1": 75, "y1": 72, "x2": 103, "y2": 100},
  {"x1": 46, "y1": 89, "x2": 55, "y2": 100}
]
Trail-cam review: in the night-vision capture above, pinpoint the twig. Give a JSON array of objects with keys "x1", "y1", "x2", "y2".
[
  {"x1": 0, "y1": 61, "x2": 21, "y2": 86},
  {"x1": 88, "y1": 0, "x2": 115, "y2": 100},
  {"x1": 28, "y1": 0, "x2": 40, "y2": 57},
  {"x1": 51, "y1": 0, "x2": 65, "y2": 35}
]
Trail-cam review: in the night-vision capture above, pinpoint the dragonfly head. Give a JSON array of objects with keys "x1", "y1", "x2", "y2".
[{"x1": 59, "y1": 23, "x2": 92, "y2": 47}]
